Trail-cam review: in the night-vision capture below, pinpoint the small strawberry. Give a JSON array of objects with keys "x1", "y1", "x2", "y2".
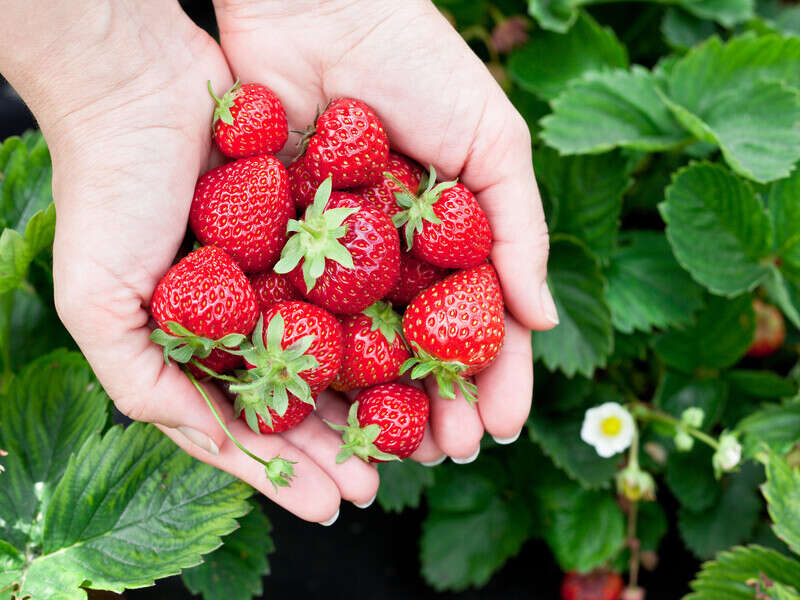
[
  {"x1": 561, "y1": 570, "x2": 624, "y2": 600},
  {"x1": 385, "y1": 253, "x2": 449, "y2": 306},
  {"x1": 288, "y1": 155, "x2": 317, "y2": 211},
  {"x1": 208, "y1": 80, "x2": 288, "y2": 158},
  {"x1": 264, "y1": 456, "x2": 298, "y2": 491},
  {"x1": 190, "y1": 155, "x2": 293, "y2": 273},
  {"x1": 274, "y1": 177, "x2": 400, "y2": 314},
  {"x1": 402, "y1": 263, "x2": 504, "y2": 403},
  {"x1": 332, "y1": 301, "x2": 411, "y2": 392},
  {"x1": 353, "y1": 152, "x2": 423, "y2": 219},
  {"x1": 747, "y1": 298, "x2": 786, "y2": 358},
  {"x1": 393, "y1": 166, "x2": 492, "y2": 269},
  {"x1": 249, "y1": 397, "x2": 314, "y2": 435},
  {"x1": 231, "y1": 301, "x2": 343, "y2": 433},
  {"x1": 250, "y1": 271, "x2": 301, "y2": 312},
  {"x1": 150, "y1": 246, "x2": 259, "y2": 373},
  {"x1": 299, "y1": 98, "x2": 389, "y2": 188},
  {"x1": 328, "y1": 383, "x2": 429, "y2": 462}
]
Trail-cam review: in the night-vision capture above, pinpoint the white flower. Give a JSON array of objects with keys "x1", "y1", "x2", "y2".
[
  {"x1": 712, "y1": 432, "x2": 742, "y2": 478},
  {"x1": 581, "y1": 402, "x2": 635, "y2": 458}
]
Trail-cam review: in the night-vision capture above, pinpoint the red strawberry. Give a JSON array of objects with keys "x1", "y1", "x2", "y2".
[
  {"x1": 561, "y1": 570, "x2": 624, "y2": 600},
  {"x1": 249, "y1": 397, "x2": 314, "y2": 434},
  {"x1": 385, "y1": 253, "x2": 449, "y2": 306},
  {"x1": 190, "y1": 155, "x2": 293, "y2": 273},
  {"x1": 402, "y1": 263, "x2": 504, "y2": 403},
  {"x1": 150, "y1": 246, "x2": 259, "y2": 373},
  {"x1": 208, "y1": 80, "x2": 288, "y2": 158},
  {"x1": 747, "y1": 298, "x2": 786, "y2": 357},
  {"x1": 328, "y1": 383, "x2": 429, "y2": 462},
  {"x1": 288, "y1": 155, "x2": 317, "y2": 212},
  {"x1": 300, "y1": 98, "x2": 389, "y2": 188},
  {"x1": 274, "y1": 177, "x2": 400, "y2": 314},
  {"x1": 232, "y1": 301, "x2": 343, "y2": 433},
  {"x1": 353, "y1": 152, "x2": 423, "y2": 219},
  {"x1": 250, "y1": 271, "x2": 301, "y2": 312},
  {"x1": 332, "y1": 301, "x2": 411, "y2": 392},
  {"x1": 393, "y1": 166, "x2": 492, "y2": 269}
]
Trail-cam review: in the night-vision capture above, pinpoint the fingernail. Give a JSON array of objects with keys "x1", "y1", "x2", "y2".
[
  {"x1": 540, "y1": 281, "x2": 559, "y2": 325},
  {"x1": 319, "y1": 508, "x2": 340, "y2": 526},
  {"x1": 492, "y1": 429, "x2": 522, "y2": 445},
  {"x1": 178, "y1": 426, "x2": 219, "y2": 455},
  {"x1": 421, "y1": 454, "x2": 447, "y2": 467},
  {"x1": 354, "y1": 493, "x2": 377, "y2": 509},
  {"x1": 451, "y1": 447, "x2": 480, "y2": 464}
]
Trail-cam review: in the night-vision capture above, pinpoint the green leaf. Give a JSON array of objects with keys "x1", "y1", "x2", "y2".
[
  {"x1": 678, "y1": 462, "x2": 763, "y2": 559},
  {"x1": 182, "y1": 502, "x2": 274, "y2": 600},
  {"x1": 737, "y1": 400, "x2": 800, "y2": 458},
  {"x1": 540, "y1": 66, "x2": 691, "y2": 154},
  {"x1": 605, "y1": 231, "x2": 705, "y2": 333},
  {"x1": 762, "y1": 451, "x2": 800, "y2": 555},
  {"x1": 653, "y1": 293, "x2": 755, "y2": 373},
  {"x1": 766, "y1": 168, "x2": 800, "y2": 283},
  {"x1": 687, "y1": 545, "x2": 800, "y2": 600},
  {"x1": 654, "y1": 370, "x2": 727, "y2": 425},
  {"x1": 726, "y1": 370, "x2": 798, "y2": 399},
  {"x1": 660, "y1": 162, "x2": 772, "y2": 296},
  {"x1": 534, "y1": 148, "x2": 631, "y2": 260},
  {"x1": 527, "y1": 0, "x2": 586, "y2": 33},
  {"x1": 662, "y1": 8, "x2": 718, "y2": 50},
  {"x1": 377, "y1": 460, "x2": 435, "y2": 513},
  {"x1": 638, "y1": 502, "x2": 668, "y2": 552},
  {"x1": 666, "y1": 445, "x2": 720, "y2": 511},
  {"x1": 532, "y1": 237, "x2": 613, "y2": 377},
  {"x1": 508, "y1": 12, "x2": 627, "y2": 101},
  {"x1": 764, "y1": 267, "x2": 800, "y2": 329},
  {"x1": 681, "y1": 0, "x2": 754, "y2": 25}
]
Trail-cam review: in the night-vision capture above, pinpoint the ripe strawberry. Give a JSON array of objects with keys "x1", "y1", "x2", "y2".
[
  {"x1": 328, "y1": 383, "x2": 429, "y2": 462},
  {"x1": 385, "y1": 253, "x2": 449, "y2": 306},
  {"x1": 208, "y1": 80, "x2": 288, "y2": 158},
  {"x1": 250, "y1": 271, "x2": 301, "y2": 312},
  {"x1": 274, "y1": 177, "x2": 400, "y2": 314},
  {"x1": 561, "y1": 570, "x2": 624, "y2": 600},
  {"x1": 288, "y1": 155, "x2": 318, "y2": 212},
  {"x1": 332, "y1": 301, "x2": 411, "y2": 392},
  {"x1": 353, "y1": 152, "x2": 423, "y2": 219},
  {"x1": 402, "y1": 263, "x2": 504, "y2": 403},
  {"x1": 393, "y1": 166, "x2": 492, "y2": 269},
  {"x1": 249, "y1": 397, "x2": 314, "y2": 434},
  {"x1": 190, "y1": 155, "x2": 293, "y2": 273},
  {"x1": 232, "y1": 301, "x2": 343, "y2": 433},
  {"x1": 747, "y1": 298, "x2": 786, "y2": 358},
  {"x1": 150, "y1": 246, "x2": 259, "y2": 373},
  {"x1": 300, "y1": 98, "x2": 389, "y2": 188}
]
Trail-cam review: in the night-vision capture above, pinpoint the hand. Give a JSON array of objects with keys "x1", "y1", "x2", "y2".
[{"x1": 213, "y1": 0, "x2": 557, "y2": 462}]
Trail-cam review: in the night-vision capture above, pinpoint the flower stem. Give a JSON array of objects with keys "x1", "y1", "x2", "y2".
[
  {"x1": 632, "y1": 403, "x2": 719, "y2": 449},
  {"x1": 627, "y1": 499, "x2": 640, "y2": 590},
  {"x1": 188, "y1": 359, "x2": 241, "y2": 383}
]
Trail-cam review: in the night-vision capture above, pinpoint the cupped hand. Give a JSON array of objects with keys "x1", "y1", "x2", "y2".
[{"x1": 213, "y1": 0, "x2": 557, "y2": 461}]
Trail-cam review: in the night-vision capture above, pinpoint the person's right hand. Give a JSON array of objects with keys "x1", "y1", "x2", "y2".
[{"x1": 1, "y1": 0, "x2": 378, "y2": 523}]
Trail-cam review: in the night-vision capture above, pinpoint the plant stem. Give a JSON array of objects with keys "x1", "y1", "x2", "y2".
[
  {"x1": 632, "y1": 403, "x2": 719, "y2": 449},
  {"x1": 188, "y1": 359, "x2": 240, "y2": 383},
  {"x1": 627, "y1": 499, "x2": 640, "y2": 590}
]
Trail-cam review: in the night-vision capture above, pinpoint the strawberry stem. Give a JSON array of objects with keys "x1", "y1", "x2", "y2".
[
  {"x1": 150, "y1": 321, "x2": 246, "y2": 365},
  {"x1": 326, "y1": 402, "x2": 400, "y2": 463},
  {"x1": 362, "y1": 301, "x2": 404, "y2": 344},
  {"x1": 400, "y1": 343, "x2": 478, "y2": 405},
  {"x1": 391, "y1": 165, "x2": 457, "y2": 249},
  {"x1": 208, "y1": 78, "x2": 241, "y2": 127},
  {"x1": 187, "y1": 359, "x2": 241, "y2": 383}
]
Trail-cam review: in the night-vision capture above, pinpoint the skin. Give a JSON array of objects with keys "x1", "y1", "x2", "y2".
[{"x1": 0, "y1": 0, "x2": 556, "y2": 524}]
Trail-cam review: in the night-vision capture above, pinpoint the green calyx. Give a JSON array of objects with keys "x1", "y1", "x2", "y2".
[
  {"x1": 207, "y1": 79, "x2": 241, "y2": 127},
  {"x1": 273, "y1": 176, "x2": 358, "y2": 291},
  {"x1": 391, "y1": 165, "x2": 457, "y2": 249},
  {"x1": 400, "y1": 343, "x2": 478, "y2": 405},
  {"x1": 362, "y1": 301, "x2": 403, "y2": 344},
  {"x1": 150, "y1": 321, "x2": 245, "y2": 365},
  {"x1": 265, "y1": 456, "x2": 297, "y2": 492},
  {"x1": 326, "y1": 402, "x2": 400, "y2": 464},
  {"x1": 230, "y1": 313, "x2": 319, "y2": 434}
]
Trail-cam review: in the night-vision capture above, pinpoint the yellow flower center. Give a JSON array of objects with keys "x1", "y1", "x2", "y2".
[{"x1": 601, "y1": 416, "x2": 622, "y2": 436}]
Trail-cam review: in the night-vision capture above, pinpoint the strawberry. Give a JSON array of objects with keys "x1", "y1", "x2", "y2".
[
  {"x1": 747, "y1": 298, "x2": 786, "y2": 358},
  {"x1": 288, "y1": 155, "x2": 317, "y2": 211},
  {"x1": 401, "y1": 263, "x2": 504, "y2": 403},
  {"x1": 231, "y1": 301, "x2": 343, "y2": 433},
  {"x1": 393, "y1": 166, "x2": 492, "y2": 269},
  {"x1": 208, "y1": 80, "x2": 288, "y2": 158},
  {"x1": 328, "y1": 383, "x2": 429, "y2": 462},
  {"x1": 250, "y1": 271, "x2": 301, "y2": 312},
  {"x1": 561, "y1": 570, "x2": 624, "y2": 600},
  {"x1": 190, "y1": 155, "x2": 293, "y2": 273},
  {"x1": 249, "y1": 397, "x2": 314, "y2": 434},
  {"x1": 274, "y1": 177, "x2": 400, "y2": 314},
  {"x1": 385, "y1": 253, "x2": 449, "y2": 306},
  {"x1": 332, "y1": 301, "x2": 411, "y2": 392},
  {"x1": 150, "y1": 246, "x2": 259, "y2": 373},
  {"x1": 353, "y1": 152, "x2": 423, "y2": 219},
  {"x1": 300, "y1": 98, "x2": 389, "y2": 188}
]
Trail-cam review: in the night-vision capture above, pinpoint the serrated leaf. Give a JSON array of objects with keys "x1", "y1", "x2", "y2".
[
  {"x1": 654, "y1": 370, "x2": 727, "y2": 425},
  {"x1": 737, "y1": 400, "x2": 800, "y2": 459},
  {"x1": 727, "y1": 370, "x2": 798, "y2": 399},
  {"x1": 527, "y1": 0, "x2": 585, "y2": 33},
  {"x1": 540, "y1": 66, "x2": 691, "y2": 154},
  {"x1": 532, "y1": 237, "x2": 613, "y2": 377},
  {"x1": 764, "y1": 267, "x2": 800, "y2": 329},
  {"x1": 662, "y1": 8, "x2": 718, "y2": 50},
  {"x1": 763, "y1": 452, "x2": 800, "y2": 555},
  {"x1": 653, "y1": 293, "x2": 755, "y2": 373},
  {"x1": 508, "y1": 12, "x2": 627, "y2": 101},
  {"x1": 377, "y1": 460, "x2": 435, "y2": 513},
  {"x1": 681, "y1": 0, "x2": 754, "y2": 25},
  {"x1": 666, "y1": 445, "x2": 720, "y2": 511},
  {"x1": 605, "y1": 231, "x2": 705, "y2": 333},
  {"x1": 766, "y1": 169, "x2": 800, "y2": 283},
  {"x1": 182, "y1": 502, "x2": 274, "y2": 600}
]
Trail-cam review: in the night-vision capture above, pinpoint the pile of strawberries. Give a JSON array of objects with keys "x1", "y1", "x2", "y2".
[{"x1": 149, "y1": 80, "x2": 505, "y2": 472}]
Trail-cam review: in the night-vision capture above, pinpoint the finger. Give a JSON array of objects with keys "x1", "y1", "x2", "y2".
[
  {"x1": 476, "y1": 314, "x2": 532, "y2": 441},
  {"x1": 409, "y1": 421, "x2": 445, "y2": 465},
  {"x1": 425, "y1": 377, "x2": 483, "y2": 462}
]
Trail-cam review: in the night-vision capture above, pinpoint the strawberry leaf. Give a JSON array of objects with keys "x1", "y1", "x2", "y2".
[
  {"x1": 661, "y1": 8, "x2": 717, "y2": 51},
  {"x1": 376, "y1": 460, "x2": 435, "y2": 513},
  {"x1": 737, "y1": 399, "x2": 800, "y2": 459},
  {"x1": 666, "y1": 445, "x2": 720, "y2": 512},
  {"x1": 762, "y1": 451, "x2": 800, "y2": 555},
  {"x1": 766, "y1": 168, "x2": 800, "y2": 284}
]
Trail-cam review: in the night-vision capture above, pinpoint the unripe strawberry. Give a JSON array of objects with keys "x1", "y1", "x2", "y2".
[{"x1": 747, "y1": 298, "x2": 785, "y2": 357}]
